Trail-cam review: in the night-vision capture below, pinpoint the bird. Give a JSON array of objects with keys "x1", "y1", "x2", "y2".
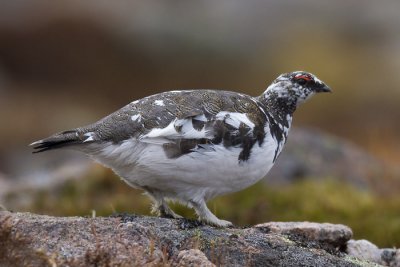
[{"x1": 31, "y1": 71, "x2": 331, "y2": 227}]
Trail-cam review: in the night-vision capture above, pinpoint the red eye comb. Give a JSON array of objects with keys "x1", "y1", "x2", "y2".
[{"x1": 294, "y1": 74, "x2": 312, "y2": 82}]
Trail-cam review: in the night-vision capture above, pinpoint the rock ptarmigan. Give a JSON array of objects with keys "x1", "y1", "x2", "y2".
[{"x1": 31, "y1": 71, "x2": 331, "y2": 227}]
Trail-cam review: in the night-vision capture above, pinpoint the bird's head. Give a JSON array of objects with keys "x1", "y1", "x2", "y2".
[{"x1": 263, "y1": 71, "x2": 331, "y2": 107}]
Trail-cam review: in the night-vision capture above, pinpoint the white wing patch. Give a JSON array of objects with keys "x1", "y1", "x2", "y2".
[
  {"x1": 216, "y1": 112, "x2": 255, "y2": 129},
  {"x1": 194, "y1": 114, "x2": 207, "y2": 121},
  {"x1": 83, "y1": 132, "x2": 95, "y2": 143},
  {"x1": 175, "y1": 118, "x2": 209, "y2": 139},
  {"x1": 141, "y1": 117, "x2": 211, "y2": 145},
  {"x1": 140, "y1": 111, "x2": 255, "y2": 145},
  {"x1": 143, "y1": 120, "x2": 179, "y2": 139}
]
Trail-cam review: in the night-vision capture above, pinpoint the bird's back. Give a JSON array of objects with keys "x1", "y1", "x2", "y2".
[
  {"x1": 94, "y1": 89, "x2": 267, "y2": 141},
  {"x1": 33, "y1": 90, "x2": 269, "y2": 157}
]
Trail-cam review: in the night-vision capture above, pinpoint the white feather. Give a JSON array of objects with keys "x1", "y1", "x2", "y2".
[
  {"x1": 143, "y1": 119, "x2": 179, "y2": 139},
  {"x1": 140, "y1": 111, "x2": 255, "y2": 146},
  {"x1": 194, "y1": 114, "x2": 207, "y2": 121},
  {"x1": 141, "y1": 117, "x2": 211, "y2": 144},
  {"x1": 83, "y1": 132, "x2": 95, "y2": 143},
  {"x1": 216, "y1": 111, "x2": 255, "y2": 129}
]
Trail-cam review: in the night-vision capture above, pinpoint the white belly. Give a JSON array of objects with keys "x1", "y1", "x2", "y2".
[{"x1": 86, "y1": 135, "x2": 278, "y2": 202}]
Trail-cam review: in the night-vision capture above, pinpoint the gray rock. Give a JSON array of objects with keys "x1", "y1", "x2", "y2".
[
  {"x1": 0, "y1": 211, "x2": 364, "y2": 267},
  {"x1": 177, "y1": 249, "x2": 216, "y2": 267},
  {"x1": 381, "y1": 248, "x2": 399, "y2": 267},
  {"x1": 347, "y1": 240, "x2": 382, "y2": 263},
  {"x1": 255, "y1": 222, "x2": 353, "y2": 253},
  {"x1": 347, "y1": 239, "x2": 400, "y2": 267}
]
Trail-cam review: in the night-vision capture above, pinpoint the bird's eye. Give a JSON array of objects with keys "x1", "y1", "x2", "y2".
[
  {"x1": 296, "y1": 78, "x2": 307, "y2": 85},
  {"x1": 294, "y1": 74, "x2": 313, "y2": 85}
]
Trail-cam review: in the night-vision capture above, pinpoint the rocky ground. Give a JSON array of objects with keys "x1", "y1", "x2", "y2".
[{"x1": 1, "y1": 211, "x2": 398, "y2": 266}]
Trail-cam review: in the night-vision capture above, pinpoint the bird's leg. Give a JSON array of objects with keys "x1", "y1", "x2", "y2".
[
  {"x1": 190, "y1": 199, "x2": 233, "y2": 227},
  {"x1": 147, "y1": 191, "x2": 182, "y2": 219},
  {"x1": 158, "y1": 200, "x2": 183, "y2": 219}
]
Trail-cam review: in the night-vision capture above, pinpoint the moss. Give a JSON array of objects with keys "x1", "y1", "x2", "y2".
[{"x1": 278, "y1": 235, "x2": 296, "y2": 245}]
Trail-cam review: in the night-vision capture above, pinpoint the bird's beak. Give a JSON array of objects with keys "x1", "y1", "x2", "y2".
[{"x1": 314, "y1": 83, "x2": 332, "y2": 93}]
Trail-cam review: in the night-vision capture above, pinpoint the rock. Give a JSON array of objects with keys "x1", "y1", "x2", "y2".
[
  {"x1": 255, "y1": 222, "x2": 353, "y2": 253},
  {"x1": 0, "y1": 211, "x2": 365, "y2": 267},
  {"x1": 347, "y1": 239, "x2": 400, "y2": 267},
  {"x1": 176, "y1": 249, "x2": 216, "y2": 267},
  {"x1": 347, "y1": 240, "x2": 381, "y2": 263}
]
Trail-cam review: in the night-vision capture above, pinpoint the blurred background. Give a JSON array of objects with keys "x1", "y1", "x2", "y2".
[{"x1": 0, "y1": 0, "x2": 399, "y2": 247}]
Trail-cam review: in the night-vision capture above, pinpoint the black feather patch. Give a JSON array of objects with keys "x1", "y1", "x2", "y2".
[{"x1": 163, "y1": 139, "x2": 210, "y2": 158}]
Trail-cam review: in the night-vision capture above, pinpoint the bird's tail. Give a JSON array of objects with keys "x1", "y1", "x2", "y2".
[{"x1": 30, "y1": 129, "x2": 92, "y2": 153}]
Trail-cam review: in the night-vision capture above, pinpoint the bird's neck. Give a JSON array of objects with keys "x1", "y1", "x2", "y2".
[
  {"x1": 256, "y1": 90, "x2": 295, "y2": 163},
  {"x1": 257, "y1": 90, "x2": 297, "y2": 128}
]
